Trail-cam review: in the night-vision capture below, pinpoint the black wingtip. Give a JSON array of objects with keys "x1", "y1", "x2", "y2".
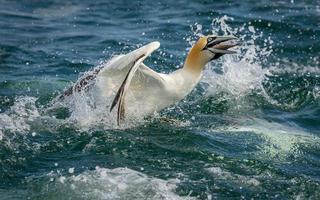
[
  {"x1": 109, "y1": 54, "x2": 146, "y2": 124},
  {"x1": 110, "y1": 91, "x2": 120, "y2": 112}
]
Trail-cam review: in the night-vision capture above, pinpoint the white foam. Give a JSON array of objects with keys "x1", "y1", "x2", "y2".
[
  {"x1": 46, "y1": 167, "x2": 193, "y2": 200},
  {"x1": 205, "y1": 166, "x2": 261, "y2": 187},
  {"x1": 0, "y1": 96, "x2": 39, "y2": 133}
]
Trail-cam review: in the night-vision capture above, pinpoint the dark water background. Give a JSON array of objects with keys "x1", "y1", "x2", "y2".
[{"x1": 0, "y1": 0, "x2": 320, "y2": 199}]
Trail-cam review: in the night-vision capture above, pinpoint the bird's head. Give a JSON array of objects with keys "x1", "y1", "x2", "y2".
[{"x1": 185, "y1": 35, "x2": 239, "y2": 72}]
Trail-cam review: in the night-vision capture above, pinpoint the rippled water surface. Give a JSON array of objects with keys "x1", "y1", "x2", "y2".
[{"x1": 0, "y1": 0, "x2": 320, "y2": 199}]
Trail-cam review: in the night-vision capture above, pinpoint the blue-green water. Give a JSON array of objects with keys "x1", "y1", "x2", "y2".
[{"x1": 1, "y1": 0, "x2": 320, "y2": 199}]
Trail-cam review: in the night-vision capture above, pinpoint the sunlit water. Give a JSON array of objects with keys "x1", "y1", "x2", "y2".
[{"x1": 0, "y1": 0, "x2": 320, "y2": 199}]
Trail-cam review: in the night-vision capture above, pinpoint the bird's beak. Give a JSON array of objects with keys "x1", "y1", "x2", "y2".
[{"x1": 204, "y1": 36, "x2": 240, "y2": 54}]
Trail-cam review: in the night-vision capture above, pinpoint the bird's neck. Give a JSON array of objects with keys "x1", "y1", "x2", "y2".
[
  {"x1": 175, "y1": 46, "x2": 206, "y2": 92},
  {"x1": 183, "y1": 46, "x2": 206, "y2": 76}
]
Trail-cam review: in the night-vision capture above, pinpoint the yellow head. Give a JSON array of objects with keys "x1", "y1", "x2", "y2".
[{"x1": 184, "y1": 35, "x2": 239, "y2": 72}]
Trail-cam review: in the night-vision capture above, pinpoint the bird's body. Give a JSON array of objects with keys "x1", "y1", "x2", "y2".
[
  {"x1": 98, "y1": 68, "x2": 200, "y2": 117},
  {"x1": 92, "y1": 42, "x2": 202, "y2": 118},
  {"x1": 58, "y1": 36, "x2": 239, "y2": 125}
]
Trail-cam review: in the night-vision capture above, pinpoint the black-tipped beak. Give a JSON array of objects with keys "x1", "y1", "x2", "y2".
[{"x1": 204, "y1": 36, "x2": 240, "y2": 54}]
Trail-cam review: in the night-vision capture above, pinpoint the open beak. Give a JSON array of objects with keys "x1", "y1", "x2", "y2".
[{"x1": 204, "y1": 36, "x2": 240, "y2": 54}]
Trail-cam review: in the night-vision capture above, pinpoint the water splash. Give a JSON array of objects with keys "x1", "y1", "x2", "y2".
[
  {"x1": 52, "y1": 56, "x2": 144, "y2": 130},
  {"x1": 205, "y1": 16, "x2": 271, "y2": 99},
  {"x1": 189, "y1": 16, "x2": 319, "y2": 112}
]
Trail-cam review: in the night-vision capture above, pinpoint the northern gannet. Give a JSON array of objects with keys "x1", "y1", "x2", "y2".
[{"x1": 58, "y1": 35, "x2": 239, "y2": 125}]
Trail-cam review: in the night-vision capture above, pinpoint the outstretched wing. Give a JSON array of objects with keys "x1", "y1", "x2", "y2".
[
  {"x1": 108, "y1": 42, "x2": 165, "y2": 125},
  {"x1": 57, "y1": 41, "x2": 160, "y2": 101},
  {"x1": 99, "y1": 42, "x2": 160, "y2": 75}
]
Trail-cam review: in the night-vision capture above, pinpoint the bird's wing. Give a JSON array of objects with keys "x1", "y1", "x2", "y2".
[
  {"x1": 57, "y1": 41, "x2": 160, "y2": 101},
  {"x1": 99, "y1": 41, "x2": 160, "y2": 74},
  {"x1": 108, "y1": 42, "x2": 165, "y2": 125}
]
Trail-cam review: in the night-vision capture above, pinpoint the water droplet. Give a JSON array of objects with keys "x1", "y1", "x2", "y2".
[{"x1": 68, "y1": 167, "x2": 75, "y2": 174}]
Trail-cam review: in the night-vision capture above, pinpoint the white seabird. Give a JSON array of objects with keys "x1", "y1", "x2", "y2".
[{"x1": 59, "y1": 35, "x2": 239, "y2": 125}]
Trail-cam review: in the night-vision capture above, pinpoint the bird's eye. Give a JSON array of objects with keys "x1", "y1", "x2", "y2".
[{"x1": 207, "y1": 37, "x2": 216, "y2": 43}]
